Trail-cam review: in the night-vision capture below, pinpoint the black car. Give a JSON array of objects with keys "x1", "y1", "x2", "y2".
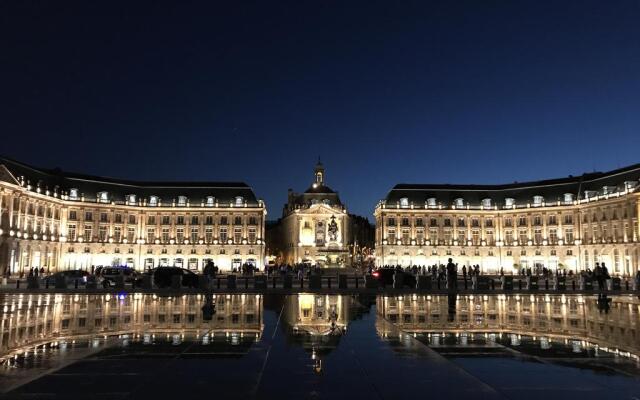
[
  {"x1": 371, "y1": 268, "x2": 416, "y2": 288},
  {"x1": 151, "y1": 267, "x2": 199, "y2": 288},
  {"x1": 45, "y1": 270, "x2": 91, "y2": 286}
]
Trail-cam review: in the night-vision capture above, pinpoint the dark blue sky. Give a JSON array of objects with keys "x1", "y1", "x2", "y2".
[{"x1": 2, "y1": 1, "x2": 639, "y2": 219}]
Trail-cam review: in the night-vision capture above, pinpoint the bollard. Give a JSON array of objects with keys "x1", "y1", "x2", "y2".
[
  {"x1": 491, "y1": 279, "x2": 495, "y2": 290},
  {"x1": 572, "y1": 280, "x2": 576, "y2": 290},
  {"x1": 300, "y1": 277, "x2": 304, "y2": 289},
  {"x1": 355, "y1": 276, "x2": 359, "y2": 289},
  {"x1": 626, "y1": 280, "x2": 630, "y2": 291},
  {"x1": 75, "y1": 279, "x2": 79, "y2": 289},
  {"x1": 273, "y1": 276, "x2": 276, "y2": 289},
  {"x1": 16, "y1": 280, "x2": 20, "y2": 289},
  {"x1": 518, "y1": 279, "x2": 522, "y2": 290},
  {"x1": 245, "y1": 277, "x2": 249, "y2": 289},
  {"x1": 437, "y1": 279, "x2": 441, "y2": 290},
  {"x1": 46, "y1": 279, "x2": 50, "y2": 289},
  {"x1": 338, "y1": 274, "x2": 347, "y2": 289},
  {"x1": 327, "y1": 277, "x2": 332, "y2": 289},
  {"x1": 545, "y1": 279, "x2": 549, "y2": 290},
  {"x1": 464, "y1": 278, "x2": 468, "y2": 290},
  {"x1": 217, "y1": 277, "x2": 221, "y2": 289}
]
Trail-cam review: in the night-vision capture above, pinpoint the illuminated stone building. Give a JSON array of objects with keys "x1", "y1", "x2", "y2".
[
  {"x1": 274, "y1": 161, "x2": 351, "y2": 267},
  {"x1": 375, "y1": 164, "x2": 640, "y2": 276},
  {"x1": 0, "y1": 158, "x2": 266, "y2": 273}
]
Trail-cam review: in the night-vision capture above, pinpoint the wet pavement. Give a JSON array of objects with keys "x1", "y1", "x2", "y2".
[{"x1": 0, "y1": 293, "x2": 639, "y2": 399}]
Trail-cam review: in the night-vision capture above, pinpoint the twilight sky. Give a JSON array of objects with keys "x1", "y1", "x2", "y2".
[{"x1": 2, "y1": 1, "x2": 640, "y2": 219}]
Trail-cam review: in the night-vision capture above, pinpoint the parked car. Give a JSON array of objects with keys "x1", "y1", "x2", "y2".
[
  {"x1": 150, "y1": 267, "x2": 199, "y2": 288},
  {"x1": 100, "y1": 267, "x2": 138, "y2": 287},
  {"x1": 370, "y1": 268, "x2": 416, "y2": 288},
  {"x1": 45, "y1": 270, "x2": 91, "y2": 286}
]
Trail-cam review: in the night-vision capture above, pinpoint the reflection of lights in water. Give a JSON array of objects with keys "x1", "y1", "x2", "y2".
[
  {"x1": 92, "y1": 338, "x2": 100, "y2": 348},
  {"x1": 60, "y1": 341, "x2": 67, "y2": 351},
  {"x1": 572, "y1": 340, "x2": 582, "y2": 353},
  {"x1": 202, "y1": 334, "x2": 210, "y2": 345},
  {"x1": 118, "y1": 293, "x2": 126, "y2": 301},
  {"x1": 143, "y1": 334, "x2": 151, "y2": 345},
  {"x1": 121, "y1": 334, "x2": 130, "y2": 347},
  {"x1": 431, "y1": 334, "x2": 440, "y2": 346},
  {"x1": 230, "y1": 333, "x2": 240, "y2": 345},
  {"x1": 488, "y1": 333, "x2": 496, "y2": 343},
  {"x1": 510, "y1": 334, "x2": 520, "y2": 346},
  {"x1": 172, "y1": 335, "x2": 181, "y2": 346},
  {"x1": 460, "y1": 334, "x2": 468, "y2": 345},
  {"x1": 540, "y1": 337, "x2": 551, "y2": 350}
]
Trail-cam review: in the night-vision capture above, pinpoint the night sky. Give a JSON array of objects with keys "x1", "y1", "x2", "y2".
[{"x1": 2, "y1": 1, "x2": 639, "y2": 220}]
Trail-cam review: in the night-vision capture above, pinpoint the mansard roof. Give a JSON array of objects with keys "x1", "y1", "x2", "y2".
[
  {"x1": 384, "y1": 163, "x2": 640, "y2": 207},
  {"x1": 0, "y1": 156, "x2": 260, "y2": 206}
]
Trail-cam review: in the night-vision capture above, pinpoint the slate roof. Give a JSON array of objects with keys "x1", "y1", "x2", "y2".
[
  {"x1": 0, "y1": 156, "x2": 261, "y2": 206},
  {"x1": 384, "y1": 163, "x2": 640, "y2": 207}
]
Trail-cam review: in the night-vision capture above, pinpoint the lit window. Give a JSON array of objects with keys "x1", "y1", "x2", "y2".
[
  {"x1": 454, "y1": 198, "x2": 464, "y2": 208},
  {"x1": 127, "y1": 194, "x2": 136, "y2": 204},
  {"x1": 97, "y1": 191, "x2": 109, "y2": 203},
  {"x1": 399, "y1": 197, "x2": 409, "y2": 208},
  {"x1": 69, "y1": 188, "x2": 79, "y2": 200},
  {"x1": 563, "y1": 193, "x2": 574, "y2": 204},
  {"x1": 235, "y1": 196, "x2": 244, "y2": 206},
  {"x1": 481, "y1": 198, "x2": 492, "y2": 208},
  {"x1": 504, "y1": 198, "x2": 515, "y2": 207},
  {"x1": 178, "y1": 196, "x2": 188, "y2": 206},
  {"x1": 206, "y1": 196, "x2": 215, "y2": 207},
  {"x1": 426, "y1": 198, "x2": 436, "y2": 207},
  {"x1": 584, "y1": 190, "x2": 597, "y2": 199},
  {"x1": 149, "y1": 196, "x2": 159, "y2": 206},
  {"x1": 533, "y1": 195, "x2": 544, "y2": 206}
]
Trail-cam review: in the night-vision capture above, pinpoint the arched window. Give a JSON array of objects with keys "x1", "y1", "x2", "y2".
[
  {"x1": 127, "y1": 194, "x2": 136, "y2": 204},
  {"x1": 149, "y1": 196, "x2": 159, "y2": 206},
  {"x1": 206, "y1": 196, "x2": 215, "y2": 207},
  {"x1": 504, "y1": 198, "x2": 515, "y2": 207},
  {"x1": 97, "y1": 191, "x2": 109, "y2": 203},
  {"x1": 69, "y1": 188, "x2": 79, "y2": 200},
  {"x1": 235, "y1": 196, "x2": 244, "y2": 206},
  {"x1": 533, "y1": 195, "x2": 544, "y2": 206},
  {"x1": 178, "y1": 196, "x2": 188, "y2": 206},
  {"x1": 481, "y1": 198, "x2": 492, "y2": 208},
  {"x1": 399, "y1": 197, "x2": 409, "y2": 208}
]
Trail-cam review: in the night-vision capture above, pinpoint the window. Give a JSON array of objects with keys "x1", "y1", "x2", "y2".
[
  {"x1": 387, "y1": 229, "x2": 396, "y2": 244},
  {"x1": 399, "y1": 197, "x2": 409, "y2": 208},
  {"x1": 248, "y1": 216, "x2": 257, "y2": 225},
  {"x1": 533, "y1": 195, "x2": 544, "y2": 206},
  {"x1": 415, "y1": 218, "x2": 424, "y2": 227},
  {"x1": 69, "y1": 188, "x2": 79, "y2": 200},
  {"x1": 147, "y1": 228, "x2": 156, "y2": 243},
  {"x1": 219, "y1": 227, "x2": 228, "y2": 242},
  {"x1": 234, "y1": 227, "x2": 242, "y2": 243},
  {"x1": 67, "y1": 224, "x2": 77, "y2": 241},
  {"x1": 190, "y1": 227, "x2": 199, "y2": 242},
  {"x1": 100, "y1": 213, "x2": 108, "y2": 222},
  {"x1": 481, "y1": 198, "x2": 492, "y2": 208},
  {"x1": 416, "y1": 229, "x2": 424, "y2": 245},
  {"x1": 234, "y1": 216, "x2": 242, "y2": 225},
  {"x1": 127, "y1": 194, "x2": 136, "y2": 204},
  {"x1": 504, "y1": 198, "x2": 515, "y2": 207},
  {"x1": 84, "y1": 225, "x2": 92, "y2": 241},
  {"x1": 471, "y1": 218, "x2": 479, "y2": 228},
  {"x1": 548, "y1": 215, "x2": 557, "y2": 225},
  {"x1": 430, "y1": 218, "x2": 438, "y2": 227},
  {"x1": 97, "y1": 191, "x2": 109, "y2": 203},
  {"x1": 85, "y1": 212, "x2": 93, "y2": 221},
  {"x1": 401, "y1": 229, "x2": 410, "y2": 245},
  {"x1": 519, "y1": 229, "x2": 528, "y2": 244},
  {"x1": 564, "y1": 214, "x2": 573, "y2": 224},
  {"x1": 248, "y1": 227, "x2": 257, "y2": 243},
  {"x1": 472, "y1": 230, "x2": 480, "y2": 245},
  {"x1": 235, "y1": 196, "x2": 244, "y2": 206},
  {"x1": 69, "y1": 210, "x2": 77, "y2": 220},
  {"x1": 457, "y1": 217, "x2": 465, "y2": 227},
  {"x1": 505, "y1": 230, "x2": 514, "y2": 245},
  {"x1": 457, "y1": 229, "x2": 466, "y2": 242},
  {"x1": 533, "y1": 215, "x2": 542, "y2": 225},
  {"x1": 401, "y1": 218, "x2": 410, "y2": 226},
  {"x1": 534, "y1": 228, "x2": 542, "y2": 245},
  {"x1": 128, "y1": 215, "x2": 136, "y2": 224},
  {"x1": 147, "y1": 216, "x2": 156, "y2": 225},
  {"x1": 387, "y1": 218, "x2": 396, "y2": 226},
  {"x1": 205, "y1": 216, "x2": 214, "y2": 225},
  {"x1": 162, "y1": 228, "x2": 170, "y2": 243},
  {"x1": 114, "y1": 214, "x2": 122, "y2": 223},
  {"x1": 178, "y1": 196, "x2": 188, "y2": 206},
  {"x1": 429, "y1": 228, "x2": 438, "y2": 243},
  {"x1": 114, "y1": 227, "x2": 122, "y2": 242},
  {"x1": 176, "y1": 216, "x2": 185, "y2": 225},
  {"x1": 191, "y1": 216, "x2": 199, "y2": 225},
  {"x1": 518, "y1": 216, "x2": 527, "y2": 226},
  {"x1": 443, "y1": 218, "x2": 451, "y2": 227},
  {"x1": 161, "y1": 215, "x2": 170, "y2": 225},
  {"x1": 176, "y1": 228, "x2": 185, "y2": 243},
  {"x1": 564, "y1": 227, "x2": 573, "y2": 243},
  {"x1": 549, "y1": 228, "x2": 558, "y2": 244},
  {"x1": 99, "y1": 226, "x2": 107, "y2": 241},
  {"x1": 427, "y1": 198, "x2": 436, "y2": 207},
  {"x1": 485, "y1": 218, "x2": 493, "y2": 228},
  {"x1": 486, "y1": 231, "x2": 494, "y2": 245},
  {"x1": 205, "y1": 227, "x2": 213, "y2": 243},
  {"x1": 149, "y1": 196, "x2": 159, "y2": 206},
  {"x1": 206, "y1": 196, "x2": 215, "y2": 207},
  {"x1": 127, "y1": 227, "x2": 135, "y2": 243},
  {"x1": 220, "y1": 216, "x2": 228, "y2": 225},
  {"x1": 504, "y1": 217, "x2": 513, "y2": 227},
  {"x1": 454, "y1": 198, "x2": 464, "y2": 208}
]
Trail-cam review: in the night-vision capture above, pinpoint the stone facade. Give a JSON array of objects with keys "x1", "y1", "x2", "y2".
[
  {"x1": 0, "y1": 158, "x2": 266, "y2": 274},
  {"x1": 375, "y1": 165, "x2": 640, "y2": 276}
]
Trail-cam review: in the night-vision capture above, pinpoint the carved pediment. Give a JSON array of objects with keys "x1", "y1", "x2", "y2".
[{"x1": 301, "y1": 204, "x2": 342, "y2": 215}]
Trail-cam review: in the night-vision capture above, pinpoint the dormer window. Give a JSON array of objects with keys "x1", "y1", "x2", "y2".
[
  {"x1": 426, "y1": 198, "x2": 437, "y2": 208},
  {"x1": 322, "y1": 199, "x2": 331, "y2": 205},
  {"x1": 97, "y1": 191, "x2": 109, "y2": 203},
  {"x1": 177, "y1": 196, "x2": 188, "y2": 206},
  {"x1": 533, "y1": 195, "x2": 544, "y2": 206},
  {"x1": 602, "y1": 186, "x2": 616, "y2": 195},
  {"x1": 454, "y1": 198, "x2": 464, "y2": 208},
  {"x1": 206, "y1": 196, "x2": 215, "y2": 207},
  {"x1": 584, "y1": 190, "x2": 597, "y2": 199},
  {"x1": 127, "y1": 194, "x2": 136, "y2": 205},
  {"x1": 563, "y1": 193, "x2": 574, "y2": 204},
  {"x1": 69, "y1": 188, "x2": 79, "y2": 200},
  {"x1": 624, "y1": 181, "x2": 637, "y2": 190},
  {"x1": 149, "y1": 196, "x2": 159, "y2": 206},
  {"x1": 235, "y1": 196, "x2": 244, "y2": 206},
  {"x1": 399, "y1": 197, "x2": 409, "y2": 208},
  {"x1": 504, "y1": 198, "x2": 515, "y2": 207},
  {"x1": 481, "y1": 198, "x2": 492, "y2": 208}
]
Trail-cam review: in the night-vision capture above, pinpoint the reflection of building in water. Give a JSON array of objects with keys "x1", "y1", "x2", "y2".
[
  {"x1": 0, "y1": 293, "x2": 263, "y2": 358},
  {"x1": 377, "y1": 294, "x2": 640, "y2": 356}
]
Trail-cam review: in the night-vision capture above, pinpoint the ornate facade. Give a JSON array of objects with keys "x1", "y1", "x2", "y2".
[
  {"x1": 375, "y1": 164, "x2": 640, "y2": 276},
  {"x1": 273, "y1": 162, "x2": 351, "y2": 267},
  {"x1": 0, "y1": 158, "x2": 266, "y2": 273}
]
